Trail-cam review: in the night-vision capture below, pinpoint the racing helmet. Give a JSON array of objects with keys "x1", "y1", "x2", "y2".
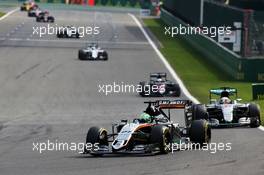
[
  {"x1": 157, "y1": 78, "x2": 163, "y2": 82},
  {"x1": 220, "y1": 97, "x2": 231, "y2": 104}
]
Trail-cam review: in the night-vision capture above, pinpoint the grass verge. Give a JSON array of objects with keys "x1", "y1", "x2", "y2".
[
  {"x1": 143, "y1": 19, "x2": 264, "y2": 125},
  {"x1": 0, "y1": 12, "x2": 5, "y2": 17}
]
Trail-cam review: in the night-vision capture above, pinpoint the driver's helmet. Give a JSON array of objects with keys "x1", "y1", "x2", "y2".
[
  {"x1": 220, "y1": 97, "x2": 231, "y2": 104},
  {"x1": 156, "y1": 78, "x2": 163, "y2": 82},
  {"x1": 139, "y1": 113, "x2": 152, "y2": 123}
]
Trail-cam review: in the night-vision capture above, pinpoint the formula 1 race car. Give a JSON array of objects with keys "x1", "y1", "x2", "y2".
[
  {"x1": 27, "y1": 7, "x2": 41, "y2": 17},
  {"x1": 201, "y1": 87, "x2": 261, "y2": 128},
  {"x1": 139, "y1": 73, "x2": 181, "y2": 97},
  {"x1": 78, "y1": 43, "x2": 108, "y2": 61},
  {"x1": 36, "y1": 11, "x2": 54, "y2": 23},
  {"x1": 21, "y1": 1, "x2": 38, "y2": 11},
  {"x1": 57, "y1": 26, "x2": 80, "y2": 38},
  {"x1": 83, "y1": 100, "x2": 211, "y2": 156}
]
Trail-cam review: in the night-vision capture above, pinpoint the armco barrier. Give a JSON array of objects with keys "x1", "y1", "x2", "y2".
[{"x1": 161, "y1": 8, "x2": 264, "y2": 82}]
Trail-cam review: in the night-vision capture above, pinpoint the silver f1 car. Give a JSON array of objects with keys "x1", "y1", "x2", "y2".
[
  {"x1": 139, "y1": 73, "x2": 181, "y2": 97},
  {"x1": 57, "y1": 26, "x2": 80, "y2": 38},
  {"x1": 83, "y1": 100, "x2": 211, "y2": 156},
  {"x1": 202, "y1": 87, "x2": 261, "y2": 128},
  {"x1": 78, "y1": 43, "x2": 108, "y2": 61}
]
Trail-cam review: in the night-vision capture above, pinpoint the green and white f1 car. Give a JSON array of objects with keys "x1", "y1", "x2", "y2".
[{"x1": 83, "y1": 100, "x2": 211, "y2": 156}]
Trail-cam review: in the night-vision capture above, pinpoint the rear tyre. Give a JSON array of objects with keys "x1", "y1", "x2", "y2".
[
  {"x1": 174, "y1": 84, "x2": 181, "y2": 97},
  {"x1": 192, "y1": 104, "x2": 208, "y2": 120},
  {"x1": 189, "y1": 120, "x2": 211, "y2": 145},
  {"x1": 249, "y1": 104, "x2": 261, "y2": 128},
  {"x1": 150, "y1": 125, "x2": 171, "y2": 154},
  {"x1": 85, "y1": 126, "x2": 108, "y2": 156}
]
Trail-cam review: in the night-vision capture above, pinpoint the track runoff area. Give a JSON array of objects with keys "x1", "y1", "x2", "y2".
[{"x1": 0, "y1": 3, "x2": 263, "y2": 175}]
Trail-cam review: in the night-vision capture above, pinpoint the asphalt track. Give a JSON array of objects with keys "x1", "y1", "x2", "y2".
[{"x1": 0, "y1": 6, "x2": 263, "y2": 175}]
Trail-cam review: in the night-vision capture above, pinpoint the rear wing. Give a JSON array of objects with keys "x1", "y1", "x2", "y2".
[
  {"x1": 144, "y1": 100, "x2": 192, "y2": 109},
  {"x1": 209, "y1": 87, "x2": 237, "y2": 99},
  {"x1": 150, "y1": 73, "x2": 167, "y2": 80},
  {"x1": 144, "y1": 100, "x2": 192, "y2": 122}
]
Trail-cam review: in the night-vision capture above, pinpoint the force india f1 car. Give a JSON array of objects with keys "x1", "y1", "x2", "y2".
[
  {"x1": 199, "y1": 87, "x2": 261, "y2": 128},
  {"x1": 27, "y1": 7, "x2": 41, "y2": 17},
  {"x1": 36, "y1": 11, "x2": 54, "y2": 23},
  {"x1": 78, "y1": 43, "x2": 108, "y2": 61},
  {"x1": 139, "y1": 73, "x2": 181, "y2": 97},
  {"x1": 57, "y1": 26, "x2": 80, "y2": 38},
  {"x1": 83, "y1": 100, "x2": 211, "y2": 156}
]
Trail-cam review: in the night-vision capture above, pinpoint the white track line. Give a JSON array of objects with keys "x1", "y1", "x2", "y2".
[
  {"x1": 259, "y1": 126, "x2": 264, "y2": 131},
  {"x1": 128, "y1": 13, "x2": 199, "y2": 104},
  {"x1": 129, "y1": 13, "x2": 264, "y2": 131},
  {"x1": 7, "y1": 38, "x2": 149, "y2": 45},
  {"x1": 0, "y1": 8, "x2": 18, "y2": 21}
]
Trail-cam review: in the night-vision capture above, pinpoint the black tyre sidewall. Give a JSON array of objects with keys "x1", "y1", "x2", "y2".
[
  {"x1": 189, "y1": 120, "x2": 211, "y2": 145},
  {"x1": 150, "y1": 125, "x2": 171, "y2": 154}
]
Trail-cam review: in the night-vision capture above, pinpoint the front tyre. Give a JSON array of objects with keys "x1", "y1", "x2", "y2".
[
  {"x1": 78, "y1": 50, "x2": 85, "y2": 60},
  {"x1": 102, "y1": 51, "x2": 108, "y2": 60},
  {"x1": 249, "y1": 104, "x2": 261, "y2": 128},
  {"x1": 150, "y1": 125, "x2": 171, "y2": 154},
  {"x1": 85, "y1": 126, "x2": 108, "y2": 156}
]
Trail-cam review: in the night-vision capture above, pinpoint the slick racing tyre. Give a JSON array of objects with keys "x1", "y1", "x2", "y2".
[
  {"x1": 85, "y1": 126, "x2": 108, "y2": 156},
  {"x1": 192, "y1": 104, "x2": 208, "y2": 120},
  {"x1": 78, "y1": 50, "x2": 86, "y2": 60},
  {"x1": 102, "y1": 51, "x2": 108, "y2": 60},
  {"x1": 173, "y1": 84, "x2": 181, "y2": 97},
  {"x1": 189, "y1": 120, "x2": 211, "y2": 145},
  {"x1": 48, "y1": 17, "x2": 54, "y2": 23},
  {"x1": 150, "y1": 125, "x2": 171, "y2": 154},
  {"x1": 249, "y1": 104, "x2": 261, "y2": 128}
]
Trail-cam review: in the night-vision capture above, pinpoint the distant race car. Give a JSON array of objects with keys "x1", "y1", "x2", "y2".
[
  {"x1": 139, "y1": 73, "x2": 181, "y2": 97},
  {"x1": 83, "y1": 100, "x2": 211, "y2": 156},
  {"x1": 199, "y1": 87, "x2": 261, "y2": 128},
  {"x1": 21, "y1": 1, "x2": 38, "y2": 11},
  {"x1": 27, "y1": 7, "x2": 41, "y2": 17},
  {"x1": 36, "y1": 11, "x2": 54, "y2": 23},
  {"x1": 78, "y1": 43, "x2": 108, "y2": 60},
  {"x1": 57, "y1": 26, "x2": 80, "y2": 38}
]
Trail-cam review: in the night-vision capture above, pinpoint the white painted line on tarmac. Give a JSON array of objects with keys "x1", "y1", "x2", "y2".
[
  {"x1": 7, "y1": 38, "x2": 149, "y2": 45},
  {"x1": 0, "y1": 8, "x2": 19, "y2": 21},
  {"x1": 128, "y1": 13, "x2": 199, "y2": 104},
  {"x1": 259, "y1": 126, "x2": 264, "y2": 131}
]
